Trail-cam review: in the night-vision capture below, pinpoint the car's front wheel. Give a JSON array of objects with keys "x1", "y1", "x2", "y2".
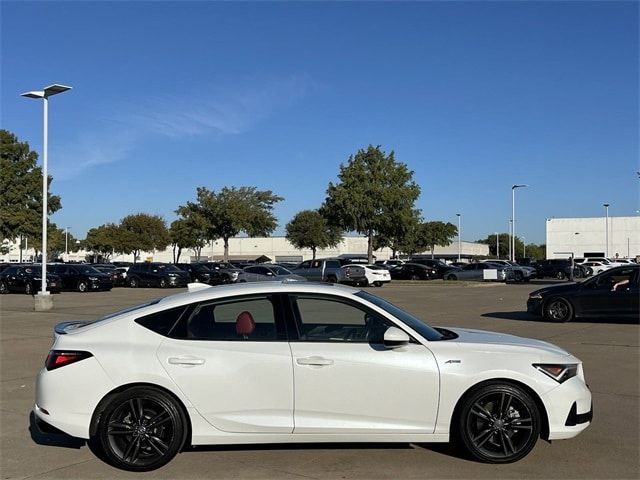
[
  {"x1": 159, "y1": 278, "x2": 168, "y2": 288},
  {"x1": 93, "y1": 386, "x2": 187, "y2": 472},
  {"x1": 77, "y1": 281, "x2": 88, "y2": 292},
  {"x1": 129, "y1": 277, "x2": 138, "y2": 288},
  {"x1": 456, "y1": 382, "x2": 540, "y2": 463},
  {"x1": 544, "y1": 297, "x2": 573, "y2": 322},
  {"x1": 0, "y1": 281, "x2": 7, "y2": 294}
]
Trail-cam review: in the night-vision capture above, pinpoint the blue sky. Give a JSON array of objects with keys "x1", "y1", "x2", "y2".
[{"x1": 2, "y1": 1, "x2": 638, "y2": 244}]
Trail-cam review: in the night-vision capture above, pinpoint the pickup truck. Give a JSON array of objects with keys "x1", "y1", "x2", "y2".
[{"x1": 289, "y1": 258, "x2": 367, "y2": 286}]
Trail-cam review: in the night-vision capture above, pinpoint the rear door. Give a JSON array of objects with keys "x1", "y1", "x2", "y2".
[{"x1": 157, "y1": 294, "x2": 294, "y2": 433}]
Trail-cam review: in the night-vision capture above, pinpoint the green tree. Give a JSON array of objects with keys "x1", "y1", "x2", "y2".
[
  {"x1": 119, "y1": 213, "x2": 170, "y2": 263},
  {"x1": 169, "y1": 213, "x2": 208, "y2": 264},
  {"x1": 29, "y1": 223, "x2": 76, "y2": 260},
  {"x1": 285, "y1": 209, "x2": 343, "y2": 259},
  {"x1": 84, "y1": 223, "x2": 122, "y2": 261},
  {"x1": 477, "y1": 233, "x2": 524, "y2": 259},
  {"x1": 323, "y1": 145, "x2": 421, "y2": 263},
  {"x1": 179, "y1": 186, "x2": 283, "y2": 261},
  {"x1": 373, "y1": 208, "x2": 421, "y2": 258},
  {"x1": 0, "y1": 129, "x2": 62, "y2": 244},
  {"x1": 419, "y1": 221, "x2": 458, "y2": 258}
]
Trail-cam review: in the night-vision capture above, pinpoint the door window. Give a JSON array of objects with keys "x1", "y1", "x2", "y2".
[
  {"x1": 185, "y1": 297, "x2": 280, "y2": 341},
  {"x1": 292, "y1": 296, "x2": 393, "y2": 343}
]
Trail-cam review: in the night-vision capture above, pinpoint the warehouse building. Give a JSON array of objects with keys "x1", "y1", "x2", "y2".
[{"x1": 546, "y1": 216, "x2": 640, "y2": 260}]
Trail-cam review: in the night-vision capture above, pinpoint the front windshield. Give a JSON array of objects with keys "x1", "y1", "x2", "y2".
[
  {"x1": 270, "y1": 266, "x2": 291, "y2": 275},
  {"x1": 191, "y1": 264, "x2": 210, "y2": 272},
  {"x1": 355, "y1": 291, "x2": 445, "y2": 341}
]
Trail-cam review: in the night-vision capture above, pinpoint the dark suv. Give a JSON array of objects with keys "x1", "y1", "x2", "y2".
[
  {"x1": 535, "y1": 259, "x2": 586, "y2": 280},
  {"x1": 49, "y1": 264, "x2": 113, "y2": 292},
  {"x1": 409, "y1": 258, "x2": 458, "y2": 279},
  {"x1": 176, "y1": 263, "x2": 219, "y2": 284},
  {"x1": 0, "y1": 265, "x2": 62, "y2": 294},
  {"x1": 127, "y1": 263, "x2": 190, "y2": 288}
]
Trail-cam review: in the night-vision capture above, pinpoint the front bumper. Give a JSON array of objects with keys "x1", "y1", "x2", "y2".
[
  {"x1": 527, "y1": 297, "x2": 543, "y2": 315},
  {"x1": 541, "y1": 376, "x2": 593, "y2": 440}
]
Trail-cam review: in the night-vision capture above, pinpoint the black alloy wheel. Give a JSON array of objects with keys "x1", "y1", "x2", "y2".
[
  {"x1": 25, "y1": 282, "x2": 33, "y2": 295},
  {"x1": 410, "y1": 274, "x2": 420, "y2": 281},
  {"x1": 94, "y1": 387, "x2": 186, "y2": 472},
  {"x1": 77, "y1": 281, "x2": 88, "y2": 293},
  {"x1": 0, "y1": 281, "x2": 7, "y2": 294},
  {"x1": 129, "y1": 277, "x2": 139, "y2": 288},
  {"x1": 446, "y1": 274, "x2": 457, "y2": 281},
  {"x1": 544, "y1": 297, "x2": 573, "y2": 322},
  {"x1": 326, "y1": 275, "x2": 337, "y2": 283},
  {"x1": 373, "y1": 281, "x2": 383, "y2": 287},
  {"x1": 514, "y1": 271, "x2": 523, "y2": 282},
  {"x1": 556, "y1": 270, "x2": 566, "y2": 280},
  {"x1": 159, "y1": 278, "x2": 168, "y2": 288},
  {"x1": 457, "y1": 383, "x2": 540, "y2": 463}
]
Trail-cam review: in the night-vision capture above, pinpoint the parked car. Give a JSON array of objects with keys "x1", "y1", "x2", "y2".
[
  {"x1": 35, "y1": 282, "x2": 592, "y2": 471},
  {"x1": 445, "y1": 262, "x2": 507, "y2": 281},
  {"x1": 176, "y1": 263, "x2": 218, "y2": 284},
  {"x1": 374, "y1": 259, "x2": 405, "y2": 270},
  {"x1": 345, "y1": 264, "x2": 391, "y2": 287},
  {"x1": 127, "y1": 263, "x2": 190, "y2": 288},
  {"x1": 527, "y1": 265, "x2": 639, "y2": 322},
  {"x1": 48, "y1": 264, "x2": 113, "y2": 292},
  {"x1": 238, "y1": 265, "x2": 306, "y2": 282},
  {"x1": 290, "y1": 258, "x2": 357, "y2": 284},
  {"x1": 409, "y1": 258, "x2": 458, "y2": 279},
  {"x1": 389, "y1": 263, "x2": 438, "y2": 280},
  {"x1": 580, "y1": 261, "x2": 615, "y2": 276},
  {"x1": 112, "y1": 267, "x2": 129, "y2": 287},
  {"x1": 481, "y1": 260, "x2": 534, "y2": 282},
  {"x1": 534, "y1": 260, "x2": 586, "y2": 280},
  {"x1": 205, "y1": 262, "x2": 242, "y2": 284},
  {"x1": 0, "y1": 265, "x2": 62, "y2": 294}
]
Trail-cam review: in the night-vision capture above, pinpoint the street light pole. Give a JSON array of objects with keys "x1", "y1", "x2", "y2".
[
  {"x1": 496, "y1": 232, "x2": 499, "y2": 259},
  {"x1": 22, "y1": 84, "x2": 71, "y2": 311},
  {"x1": 522, "y1": 236, "x2": 526, "y2": 258},
  {"x1": 456, "y1": 213, "x2": 461, "y2": 262},
  {"x1": 65, "y1": 227, "x2": 69, "y2": 259},
  {"x1": 511, "y1": 184, "x2": 528, "y2": 261},
  {"x1": 508, "y1": 220, "x2": 512, "y2": 261},
  {"x1": 603, "y1": 203, "x2": 610, "y2": 258}
]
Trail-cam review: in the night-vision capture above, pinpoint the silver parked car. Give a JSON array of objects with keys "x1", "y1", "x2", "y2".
[
  {"x1": 238, "y1": 265, "x2": 307, "y2": 283},
  {"x1": 445, "y1": 262, "x2": 507, "y2": 281}
]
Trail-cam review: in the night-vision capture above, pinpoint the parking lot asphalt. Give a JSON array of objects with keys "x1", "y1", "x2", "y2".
[{"x1": 1, "y1": 282, "x2": 638, "y2": 479}]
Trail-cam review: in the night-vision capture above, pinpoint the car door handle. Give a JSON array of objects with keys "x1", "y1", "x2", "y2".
[
  {"x1": 296, "y1": 356, "x2": 334, "y2": 366},
  {"x1": 168, "y1": 356, "x2": 205, "y2": 366}
]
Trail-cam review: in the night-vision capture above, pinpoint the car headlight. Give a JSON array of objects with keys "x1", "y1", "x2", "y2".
[
  {"x1": 88, "y1": 276, "x2": 99, "y2": 281},
  {"x1": 168, "y1": 273, "x2": 178, "y2": 277},
  {"x1": 533, "y1": 364, "x2": 578, "y2": 383},
  {"x1": 529, "y1": 293, "x2": 543, "y2": 299}
]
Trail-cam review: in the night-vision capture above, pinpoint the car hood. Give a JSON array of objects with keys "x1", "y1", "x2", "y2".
[
  {"x1": 530, "y1": 282, "x2": 581, "y2": 297},
  {"x1": 445, "y1": 327, "x2": 570, "y2": 356}
]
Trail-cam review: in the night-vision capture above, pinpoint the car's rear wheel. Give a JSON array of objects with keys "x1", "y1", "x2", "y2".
[
  {"x1": 93, "y1": 387, "x2": 187, "y2": 472},
  {"x1": 446, "y1": 274, "x2": 457, "y2": 281},
  {"x1": 159, "y1": 278, "x2": 168, "y2": 288},
  {"x1": 410, "y1": 274, "x2": 420, "y2": 281},
  {"x1": 25, "y1": 282, "x2": 33, "y2": 295},
  {"x1": 77, "y1": 281, "x2": 88, "y2": 292},
  {"x1": 544, "y1": 297, "x2": 573, "y2": 322},
  {"x1": 514, "y1": 271, "x2": 523, "y2": 282},
  {"x1": 326, "y1": 275, "x2": 337, "y2": 283},
  {"x1": 456, "y1": 382, "x2": 540, "y2": 463},
  {"x1": 129, "y1": 277, "x2": 138, "y2": 288},
  {"x1": 373, "y1": 281, "x2": 383, "y2": 287},
  {"x1": 556, "y1": 270, "x2": 566, "y2": 280},
  {"x1": 0, "y1": 281, "x2": 7, "y2": 294}
]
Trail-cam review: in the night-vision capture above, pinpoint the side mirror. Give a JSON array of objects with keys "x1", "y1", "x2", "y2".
[{"x1": 383, "y1": 326, "x2": 410, "y2": 349}]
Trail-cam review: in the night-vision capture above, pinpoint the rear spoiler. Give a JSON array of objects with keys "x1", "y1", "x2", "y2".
[{"x1": 54, "y1": 321, "x2": 87, "y2": 335}]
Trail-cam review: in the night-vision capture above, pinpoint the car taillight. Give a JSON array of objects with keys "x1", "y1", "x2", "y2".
[{"x1": 45, "y1": 350, "x2": 93, "y2": 371}]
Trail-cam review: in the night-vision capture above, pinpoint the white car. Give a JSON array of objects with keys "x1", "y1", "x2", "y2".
[
  {"x1": 34, "y1": 282, "x2": 592, "y2": 471},
  {"x1": 581, "y1": 261, "x2": 615, "y2": 276},
  {"x1": 345, "y1": 263, "x2": 391, "y2": 287}
]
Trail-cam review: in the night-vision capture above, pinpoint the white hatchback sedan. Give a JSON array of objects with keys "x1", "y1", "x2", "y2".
[
  {"x1": 345, "y1": 263, "x2": 392, "y2": 287},
  {"x1": 35, "y1": 282, "x2": 592, "y2": 471}
]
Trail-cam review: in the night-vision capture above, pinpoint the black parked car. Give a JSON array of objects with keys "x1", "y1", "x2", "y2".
[
  {"x1": 527, "y1": 265, "x2": 639, "y2": 322},
  {"x1": 535, "y1": 259, "x2": 586, "y2": 280},
  {"x1": 127, "y1": 263, "x2": 190, "y2": 288},
  {"x1": 0, "y1": 265, "x2": 62, "y2": 294},
  {"x1": 176, "y1": 263, "x2": 219, "y2": 284},
  {"x1": 409, "y1": 258, "x2": 458, "y2": 279},
  {"x1": 389, "y1": 263, "x2": 438, "y2": 280},
  {"x1": 48, "y1": 264, "x2": 113, "y2": 292}
]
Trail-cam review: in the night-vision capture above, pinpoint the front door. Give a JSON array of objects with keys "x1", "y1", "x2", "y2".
[
  {"x1": 157, "y1": 294, "x2": 294, "y2": 433},
  {"x1": 288, "y1": 294, "x2": 440, "y2": 434}
]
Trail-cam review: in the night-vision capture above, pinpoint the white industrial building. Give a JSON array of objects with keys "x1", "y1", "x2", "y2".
[
  {"x1": 1, "y1": 236, "x2": 489, "y2": 264},
  {"x1": 546, "y1": 216, "x2": 640, "y2": 260}
]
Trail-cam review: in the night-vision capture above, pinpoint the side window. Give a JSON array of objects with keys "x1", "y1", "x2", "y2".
[
  {"x1": 310, "y1": 260, "x2": 321, "y2": 269},
  {"x1": 298, "y1": 261, "x2": 311, "y2": 269},
  {"x1": 244, "y1": 266, "x2": 259, "y2": 274},
  {"x1": 326, "y1": 260, "x2": 341, "y2": 269},
  {"x1": 186, "y1": 297, "x2": 279, "y2": 341},
  {"x1": 293, "y1": 296, "x2": 393, "y2": 343},
  {"x1": 135, "y1": 306, "x2": 188, "y2": 337}
]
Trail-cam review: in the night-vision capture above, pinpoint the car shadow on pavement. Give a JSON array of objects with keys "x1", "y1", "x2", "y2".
[
  {"x1": 482, "y1": 311, "x2": 639, "y2": 325},
  {"x1": 481, "y1": 311, "x2": 539, "y2": 321},
  {"x1": 29, "y1": 411, "x2": 85, "y2": 449}
]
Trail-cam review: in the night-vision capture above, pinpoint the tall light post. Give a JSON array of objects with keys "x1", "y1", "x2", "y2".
[
  {"x1": 65, "y1": 226, "x2": 70, "y2": 259},
  {"x1": 508, "y1": 220, "x2": 512, "y2": 261},
  {"x1": 511, "y1": 184, "x2": 528, "y2": 261},
  {"x1": 522, "y1": 236, "x2": 526, "y2": 258},
  {"x1": 603, "y1": 203, "x2": 610, "y2": 258},
  {"x1": 496, "y1": 232, "x2": 499, "y2": 259},
  {"x1": 456, "y1": 213, "x2": 461, "y2": 262},
  {"x1": 22, "y1": 84, "x2": 72, "y2": 310}
]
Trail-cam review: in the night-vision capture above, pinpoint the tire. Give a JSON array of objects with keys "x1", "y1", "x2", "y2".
[
  {"x1": 455, "y1": 382, "x2": 540, "y2": 464},
  {"x1": 326, "y1": 275, "x2": 337, "y2": 284},
  {"x1": 0, "y1": 281, "x2": 7, "y2": 294},
  {"x1": 373, "y1": 281, "x2": 383, "y2": 287},
  {"x1": 77, "y1": 281, "x2": 88, "y2": 293},
  {"x1": 543, "y1": 297, "x2": 574, "y2": 322},
  {"x1": 446, "y1": 274, "x2": 457, "y2": 281},
  {"x1": 555, "y1": 270, "x2": 566, "y2": 280},
  {"x1": 92, "y1": 386, "x2": 187, "y2": 472},
  {"x1": 410, "y1": 274, "x2": 420, "y2": 281},
  {"x1": 514, "y1": 271, "x2": 523, "y2": 283},
  {"x1": 25, "y1": 282, "x2": 33, "y2": 295},
  {"x1": 129, "y1": 277, "x2": 139, "y2": 288},
  {"x1": 159, "y1": 278, "x2": 168, "y2": 288}
]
